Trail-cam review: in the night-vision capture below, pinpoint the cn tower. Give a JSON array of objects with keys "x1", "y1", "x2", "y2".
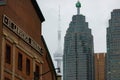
[{"x1": 54, "y1": 6, "x2": 62, "y2": 74}]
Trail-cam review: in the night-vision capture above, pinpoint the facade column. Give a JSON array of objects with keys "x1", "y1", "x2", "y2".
[
  {"x1": 1, "y1": 37, "x2": 5, "y2": 80},
  {"x1": 40, "y1": 63, "x2": 43, "y2": 80},
  {"x1": 33, "y1": 57, "x2": 36, "y2": 80},
  {"x1": 12, "y1": 43, "x2": 16, "y2": 80}
]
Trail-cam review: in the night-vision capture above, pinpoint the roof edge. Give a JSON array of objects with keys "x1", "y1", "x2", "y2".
[
  {"x1": 41, "y1": 35, "x2": 57, "y2": 79},
  {"x1": 31, "y1": 0, "x2": 45, "y2": 23}
]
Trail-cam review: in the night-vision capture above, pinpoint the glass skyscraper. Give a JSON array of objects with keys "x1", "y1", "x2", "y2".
[
  {"x1": 63, "y1": 1, "x2": 94, "y2": 80},
  {"x1": 106, "y1": 9, "x2": 120, "y2": 80}
]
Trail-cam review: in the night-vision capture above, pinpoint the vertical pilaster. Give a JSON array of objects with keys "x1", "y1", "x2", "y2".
[
  {"x1": 40, "y1": 64, "x2": 43, "y2": 80},
  {"x1": 33, "y1": 57, "x2": 36, "y2": 80},
  {"x1": 1, "y1": 37, "x2": 5, "y2": 80},
  {"x1": 12, "y1": 43, "x2": 16, "y2": 80}
]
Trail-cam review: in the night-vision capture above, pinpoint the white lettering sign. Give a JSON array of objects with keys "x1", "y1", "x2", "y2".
[
  {"x1": 3, "y1": 15, "x2": 43, "y2": 54},
  {"x1": 0, "y1": 0, "x2": 6, "y2": 5}
]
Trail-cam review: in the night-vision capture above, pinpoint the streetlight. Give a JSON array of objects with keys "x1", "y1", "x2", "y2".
[{"x1": 34, "y1": 68, "x2": 60, "y2": 80}]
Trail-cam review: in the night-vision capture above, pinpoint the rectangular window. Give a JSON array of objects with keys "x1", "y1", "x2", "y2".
[
  {"x1": 4, "y1": 77, "x2": 10, "y2": 80},
  {"x1": 34, "y1": 65, "x2": 40, "y2": 79},
  {"x1": 5, "y1": 44, "x2": 11, "y2": 64},
  {"x1": 26, "y1": 58, "x2": 30, "y2": 75},
  {"x1": 18, "y1": 53, "x2": 22, "y2": 71},
  {"x1": 35, "y1": 65, "x2": 40, "y2": 74},
  {"x1": 0, "y1": 0, "x2": 6, "y2": 5}
]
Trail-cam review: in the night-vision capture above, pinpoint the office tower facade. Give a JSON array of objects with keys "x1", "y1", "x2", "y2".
[
  {"x1": 63, "y1": 1, "x2": 94, "y2": 80},
  {"x1": 94, "y1": 53, "x2": 106, "y2": 80},
  {"x1": 106, "y1": 9, "x2": 120, "y2": 80}
]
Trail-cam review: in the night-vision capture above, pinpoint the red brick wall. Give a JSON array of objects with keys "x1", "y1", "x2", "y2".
[
  {"x1": 3, "y1": 0, "x2": 42, "y2": 45},
  {"x1": 42, "y1": 52, "x2": 55, "y2": 80},
  {"x1": 15, "y1": 47, "x2": 33, "y2": 79},
  {"x1": 41, "y1": 40, "x2": 56, "y2": 80},
  {"x1": 4, "y1": 72, "x2": 12, "y2": 80},
  {"x1": 0, "y1": 5, "x2": 4, "y2": 77},
  {"x1": 0, "y1": 0, "x2": 57, "y2": 80}
]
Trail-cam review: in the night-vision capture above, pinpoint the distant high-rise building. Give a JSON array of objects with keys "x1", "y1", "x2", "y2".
[
  {"x1": 63, "y1": 1, "x2": 94, "y2": 80},
  {"x1": 94, "y1": 53, "x2": 106, "y2": 80},
  {"x1": 106, "y1": 9, "x2": 120, "y2": 80}
]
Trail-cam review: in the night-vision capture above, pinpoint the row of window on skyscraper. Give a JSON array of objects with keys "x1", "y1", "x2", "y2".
[{"x1": 63, "y1": 1, "x2": 120, "y2": 80}]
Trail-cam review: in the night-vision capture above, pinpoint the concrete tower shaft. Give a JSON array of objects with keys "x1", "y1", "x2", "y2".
[{"x1": 54, "y1": 6, "x2": 62, "y2": 73}]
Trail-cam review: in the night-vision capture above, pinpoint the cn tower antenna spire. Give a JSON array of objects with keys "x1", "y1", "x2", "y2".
[{"x1": 58, "y1": 5, "x2": 61, "y2": 43}]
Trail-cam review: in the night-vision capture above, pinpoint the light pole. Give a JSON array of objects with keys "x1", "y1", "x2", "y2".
[{"x1": 34, "y1": 68, "x2": 60, "y2": 80}]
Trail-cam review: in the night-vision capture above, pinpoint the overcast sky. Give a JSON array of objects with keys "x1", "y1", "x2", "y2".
[{"x1": 36, "y1": 0, "x2": 120, "y2": 59}]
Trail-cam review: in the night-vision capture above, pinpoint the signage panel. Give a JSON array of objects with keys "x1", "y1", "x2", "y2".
[
  {"x1": 3, "y1": 15, "x2": 43, "y2": 55},
  {"x1": 0, "y1": 0, "x2": 6, "y2": 5}
]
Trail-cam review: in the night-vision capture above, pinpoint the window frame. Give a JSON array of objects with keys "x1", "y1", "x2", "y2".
[
  {"x1": 5, "y1": 44, "x2": 11, "y2": 64},
  {"x1": 26, "y1": 58, "x2": 30, "y2": 75},
  {"x1": 18, "y1": 52, "x2": 23, "y2": 71}
]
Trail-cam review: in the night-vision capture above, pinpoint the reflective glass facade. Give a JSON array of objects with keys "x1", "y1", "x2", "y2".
[
  {"x1": 106, "y1": 9, "x2": 120, "y2": 80},
  {"x1": 63, "y1": 14, "x2": 94, "y2": 80}
]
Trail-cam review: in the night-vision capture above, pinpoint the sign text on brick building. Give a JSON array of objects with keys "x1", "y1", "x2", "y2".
[{"x1": 3, "y1": 15, "x2": 43, "y2": 54}]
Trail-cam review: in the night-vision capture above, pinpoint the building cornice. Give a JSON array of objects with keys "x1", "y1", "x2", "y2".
[{"x1": 31, "y1": 0, "x2": 45, "y2": 23}]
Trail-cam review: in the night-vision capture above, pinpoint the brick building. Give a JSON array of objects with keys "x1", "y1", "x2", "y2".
[
  {"x1": 0, "y1": 0, "x2": 57, "y2": 80},
  {"x1": 94, "y1": 53, "x2": 106, "y2": 80}
]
